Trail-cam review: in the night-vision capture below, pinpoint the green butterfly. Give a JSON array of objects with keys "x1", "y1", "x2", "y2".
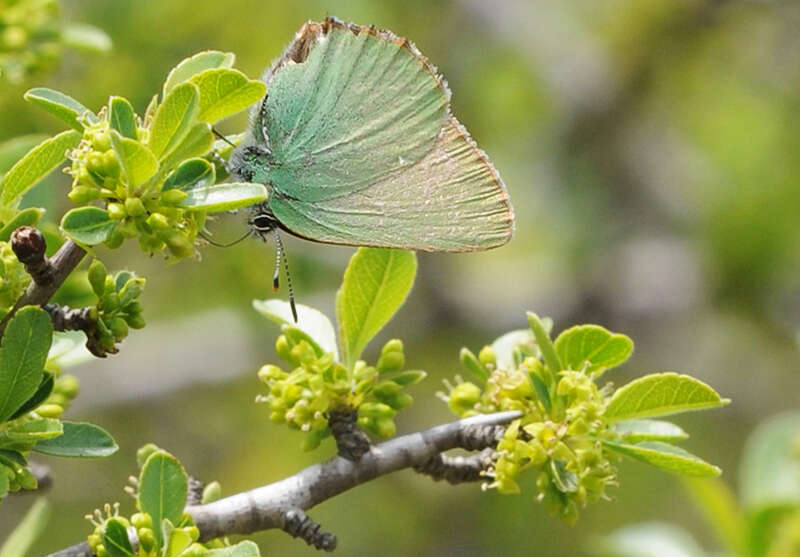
[{"x1": 229, "y1": 16, "x2": 514, "y2": 252}]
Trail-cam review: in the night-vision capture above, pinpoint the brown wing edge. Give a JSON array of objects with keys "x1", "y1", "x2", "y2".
[{"x1": 248, "y1": 16, "x2": 453, "y2": 135}]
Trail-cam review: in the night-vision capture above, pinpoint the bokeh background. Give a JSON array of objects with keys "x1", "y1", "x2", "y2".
[{"x1": 2, "y1": 0, "x2": 800, "y2": 555}]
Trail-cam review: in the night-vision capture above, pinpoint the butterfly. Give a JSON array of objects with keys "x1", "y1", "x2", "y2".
[{"x1": 225, "y1": 17, "x2": 514, "y2": 319}]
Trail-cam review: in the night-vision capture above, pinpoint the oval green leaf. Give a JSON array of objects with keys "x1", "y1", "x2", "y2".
[
  {"x1": 0, "y1": 130, "x2": 82, "y2": 205},
  {"x1": 190, "y1": 68, "x2": 266, "y2": 123},
  {"x1": 110, "y1": 131, "x2": 158, "y2": 187},
  {"x1": 163, "y1": 51, "x2": 236, "y2": 95},
  {"x1": 33, "y1": 421, "x2": 118, "y2": 458},
  {"x1": 138, "y1": 450, "x2": 188, "y2": 548},
  {"x1": 208, "y1": 540, "x2": 261, "y2": 557},
  {"x1": 60, "y1": 23, "x2": 112, "y2": 53},
  {"x1": 109, "y1": 97, "x2": 137, "y2": 139},
  {"x1": 603, "y1": 440, "x2": 721, "y2": 477},
  {"x1": 179, "y1": 182, "x2": 266, "y2": 212},
  {"x1": 491, "y1": 329, "x2": 536, "y2": 370},
  {"x1": 740, "y1": 412, "x2": 800, "y2": 511},
  {"x1": 336, "y1": 248, "x2": 417, "y2": 369},
  {"x1": 163, "y1": 158, "x2": 215, "y2": 191},
  {"x1": 101, "y1": 517, "x2": 134, "y2": 557},
  {"x1": 0, "y1": 307, "x2": 53, "y2": 423},
  {"x1": 612, "y1": 419, "x2": 688, "y2": 443},
  {"x1": 253, "y1": 299, "x2": 338, "y2": 359},
  {"x1": 23, "y1": 88, "x2": 98, "y2": 130},
  {"x1": 156, "y1": 122, "x2": 214, "y2": 179},
  {"x1": 554, "y1": 324, "x2": 633, "y2": 376},
  {"x1": 604, "y1": 372, "x2": 730, "y2": 422},
  {"x1": 9, "y1": 373, "x2": 53, "y2": 420},
  {"x1": 0, "y1": 207, "x2": 44, "y2": 242},
  {"x1": 0, "y1": 135, "x2": 48, "y2": 175},
  {"x1": 61, "y1": 206, "x2": 117, "y2": 245},
  {"x1": 0, "y1": 419, "x2": 62, "y2": 448},
  {"x1": 148, "y1": 82, "x2": 200, "y2": 160}
]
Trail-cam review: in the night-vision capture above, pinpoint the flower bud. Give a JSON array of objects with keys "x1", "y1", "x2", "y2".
[
  {"x1": 161, "y1": 189, "x2": 188, "y2": 205},
  {"x1": 107, "y1": 203, "x2": 126, "y2": 221},
  {"x1": 124, "y1": 197, "x2": 146, "y2": 217}
]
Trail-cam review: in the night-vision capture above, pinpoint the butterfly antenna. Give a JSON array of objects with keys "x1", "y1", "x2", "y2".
[
  {"x1": 273, "y1": 230, "x2": 298, "y2": 322},
  {"x1": 212, "y1": 128, "x2": 237, "y2": 148},
  {"x1": 199, "y1": 229, "x2": 253, "y2": 247}
]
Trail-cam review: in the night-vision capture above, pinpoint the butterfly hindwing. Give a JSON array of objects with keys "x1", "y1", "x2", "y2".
[{"x1": 245, "y1": 17, "x2": 514, "y2": 251}]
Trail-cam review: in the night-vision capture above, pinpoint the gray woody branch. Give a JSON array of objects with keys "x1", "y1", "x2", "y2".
[
  {"x1": 47, "y1": 411, "x2": 520, "y2": 557},
  {"x1": 0, "y1": 229, "x2": 87, "y2": 335}
]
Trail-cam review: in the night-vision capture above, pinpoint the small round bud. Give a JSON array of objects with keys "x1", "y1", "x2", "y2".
[
  {"x1": 10, "y1": 226, "x2": 46, "y2": 265},
  {"x1": 107, "y1": 203, "x2": 126, "y2": 220},
  {"x1": 124, "y1": 197, "x2": 146, "y2": 217},
  {"x1": 161, "y1": 189, "x2": 188, "y2": 204}
]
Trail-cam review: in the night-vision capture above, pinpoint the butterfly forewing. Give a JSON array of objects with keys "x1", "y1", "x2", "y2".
[
  {"x1": 264, "y1": 20, "x2": 449, "y2": 202},
  {"x1": 249, "y1": 17, "x2": 514, "y2": 252}
]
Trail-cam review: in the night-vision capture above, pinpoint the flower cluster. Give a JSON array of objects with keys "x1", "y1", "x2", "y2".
[
  {"x1": 67, "y1": 108, "x2": 203, "y2": 259},
  {"x1": 440, "y1": 316, "x2": 625, "y2": 524},
  {"x1": 86, "y1": 259, "x2": 145, "y2": 356},
  {"x1": 0, "y1": 240, "x2": 30, "y2": 319},
  {"x1": 0, "y1": 0, "x2": 60, "y2": 82},
  {"x1": 258, "y1": 332, "x2": 425, "y2": 451}
]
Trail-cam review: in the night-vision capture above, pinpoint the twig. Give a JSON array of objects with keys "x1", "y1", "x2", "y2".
[
  {"x1": 414, "y1": 447, "x2": 496, "y2": 484},
  {"x1": 43, "y1": 304, "x2": 93, "y2": 332},
  {"x1": 0, "y1": 237, "x2": 87, "y2": 336},
  {"x1": 328, "y1": 409, "x2": 370, "y2": 461},
  {"x1": 46, "y1": 411, "x2": 520, "y2": 557}
]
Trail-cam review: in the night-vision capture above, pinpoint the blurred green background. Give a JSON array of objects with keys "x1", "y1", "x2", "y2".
[{"x1": 2, "y1": 0, "x2": 800, "y2": 555}]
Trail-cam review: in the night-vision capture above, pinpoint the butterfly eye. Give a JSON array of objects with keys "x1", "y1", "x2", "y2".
[{"x1": 251, "y1": 214, "x2": 276, "y2": 231}]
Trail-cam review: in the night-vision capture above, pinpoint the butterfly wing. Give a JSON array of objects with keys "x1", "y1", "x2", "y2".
[{"x1": 262, "y1": 18, "x2": 513, "y2": 251}]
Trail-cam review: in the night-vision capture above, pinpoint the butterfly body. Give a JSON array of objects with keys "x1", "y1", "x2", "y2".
[{"x1": 230, "y1": 16, "x2": 514, "y2": 252}]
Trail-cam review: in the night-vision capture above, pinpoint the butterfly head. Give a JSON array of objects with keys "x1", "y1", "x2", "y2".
[{"x1": 229, "y1": 143, "x2": 272, "y2": 185}]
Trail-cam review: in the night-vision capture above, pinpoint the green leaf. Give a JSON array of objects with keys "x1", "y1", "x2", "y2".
[
  {"x1": 550, "y1": 459, "x2": 578, "y2": 492},
  {"x1": 252, "y1": 299, "x2": 338, "y2": 359},
  {"x1": 110, "y1": 131, "x2": 158, "y2": 187},
  {"x1": 0, "y1": 207, "x2": 44, "y2": 242},
  {"x1": 336, "y1": 248, "x2": 417, "y2": 369},
  {"x1": 208, "y1": 540, "x2": 261, "y2": 557},
  {"x1": 23, "y1": 88, "x2": 98, "y2": 130},
  {"x1": 682, "y1": 477, "x2": 747, "y2": 556},
  {"x1": 138, "y1": 450, "x2": 188, "y2": 548},
  {"x1": 33, "y1": 421, "x2": 118, "y2": 458},
  {"x1": 108, "y1": 97, "x2": 137, "y2": 139},
  {"x1": 0, "y1": 418, "x2": 62, "y2": 450},
  {"x1": 101, "y1": 517, "x2": 134, "y2": 557},
  {"x1": 163, "y1": 51, "x2": 236, "y2": 95},
  {"x1": 179, "y1": 182, "x2": 266, "y2": 212},
  {"x1": 157, "y1": 122, "x2": 214, "y2": 177},
  {"x1": 604, "y1": 373, "x2": 730, "y2": 422},
  {"x1": 603, "y1": 440, "x2": 721, "y2": 477},
  {"x1": 612, "y1": 419, "x2": 688, "y2": 443},
  {"x1": 593, "y1": 523, "x2": 706, "y2": 557},
  {"x1": 190, "y1": 68, "x2": 266, "y2": 123},
  {"x1": 492, "y1": 329, "x2": 537, "y2": 370},
  {"x1": 60, "y1": 23, "x2": 112, "y2": 52},
  {"x1": 0, "y1": 498, "x2": 51, "y2": 557},
  {"x1": 527, "y1": 312, "x2": 561, "y2": 372},
  {"x1": 60, "y1": 206, "x2": 117, "y2": 245},
  {"x1": 554, "y1": 324, "x2": 633, "y2": 376},
  {"x1": 0, "y1": 307, "x2": 53, "y2": 422},
  {"x1": 163, "y1": 158, "x2": 215, "y2": 191},
  {"x1": 0, "y1": 130, "x2": 82, "y2": 205},
  {"x1": 390, "y1": 370, "x2": 426, "y2": 386},
  {"x1": 740, "y1": 412, "x2": 800, "y2": 511},
  {"x1": 148, "y1": 82, "x2": 200, "y2": 160},
  {"x1": 528, "y1": 371, "x2": 552, "y2": 413},
  {"x1": 163, "y1": 523, "x2": 193, "y2": 557},
  {"x1": 9, "y1": 372, "x2": 53, "y2": 420},
  {"x1": 0, "y1": 135, "x2": 48, "y2": 175},
  {"x1": 0, "y1": 470, "x2": 7, "y2": 498}
]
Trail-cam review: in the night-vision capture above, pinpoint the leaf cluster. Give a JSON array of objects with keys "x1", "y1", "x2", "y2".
[
  {"x1": 88, "y1": 445, "x2": 258, "y2": 557},
  {"x1": 442, "y1": 312, "x2": 729, "y2": 523},
  {"x1": 254, "y1": 248, "x2": 424, "y2": 449}
]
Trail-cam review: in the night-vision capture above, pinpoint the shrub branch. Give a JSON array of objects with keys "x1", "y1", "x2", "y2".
[{"x1": 46, "y1": 411, "x2": 521, "y2": 557}]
